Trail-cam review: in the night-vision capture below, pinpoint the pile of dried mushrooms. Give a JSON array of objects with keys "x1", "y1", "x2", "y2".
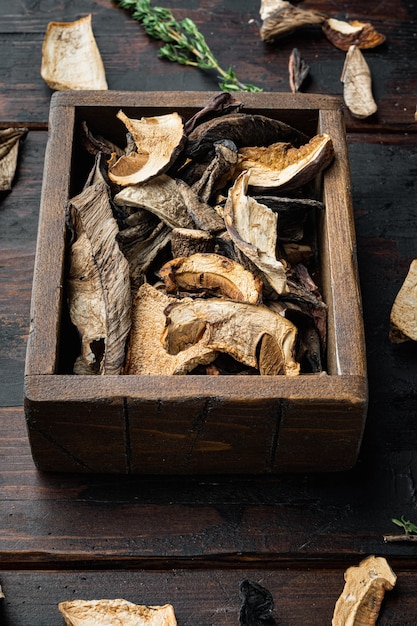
[{"x1": 67, "y1": 93, "x2": 334, "y2": 377}]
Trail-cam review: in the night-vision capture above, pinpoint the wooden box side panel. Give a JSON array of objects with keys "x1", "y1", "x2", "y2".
[
  {"x1": 128, "y1": 397, "x2": 281, "y2": 475},
  {"x1": 25, "y1": 103, "x2": 74, "y2": 377},
  {"x1": 25, "y1": 395, "x2": 127, "y2": 473},
  {"x1": 318, "y1": 108, "x2": 366, "y2": 377}
]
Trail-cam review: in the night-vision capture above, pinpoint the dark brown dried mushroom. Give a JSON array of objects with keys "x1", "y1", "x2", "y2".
[
  {"x1": 389, "y1": 259, "x2": 417, "y2": 343},
  {"x1": 124, "y1": 283, "x2": 217, "y2": 375},
  {"x1": 254, "y1": 196, "x2": 323, "y2": 242},
  {"x1": 162, "y1": 297, "x2": 300, "y2": 375},
  {"x1": 108, "y1": 111, "x2": 185, "y2": 185},
  {"x1": 288, "y1": 48, "x2": 309, "y2": 94},
  {"x1": 171, "y1": 228, "x2": 215, "y2": 258},
  {"x1": 158, "y1": 253, "x2": 263, "y2": 304},
  {"x1": 236, "y1": 134, "x2": 334, "y2": 191},
  {"x1": 323, "y1": 17, "x2": 386, "y2": 51},
  {"x1": 260, "y1": 0, "x2": 327, "y2": 43}
]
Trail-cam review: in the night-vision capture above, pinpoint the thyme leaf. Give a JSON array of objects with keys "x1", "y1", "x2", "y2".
[{"x1": 114, "y1": 0, "x2": 262, "y2": 92}]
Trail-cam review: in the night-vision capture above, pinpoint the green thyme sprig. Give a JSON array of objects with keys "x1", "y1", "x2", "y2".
[
  {"x1": 115, "y1": 0, "x2": 262, "y2": 92},
  {"x1": 392, "y1": 516, "x2": 417, "y2": 536}
]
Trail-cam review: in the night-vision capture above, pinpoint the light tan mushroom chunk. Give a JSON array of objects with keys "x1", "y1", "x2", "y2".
[
  {"x1": 236, "y1": 134, "x2": 334, "y2": 191},
  {"x1": 389, "y1": 259, "x2": 417, "y2": 342},
  {"x1": 341, "y1": 45, "x2": 377, "y2": 119},
  {"x1": 114, "y1": 175, "x2": 195, "y2": 230},
  {"x1": 58, "y1": 599, "x2": 177, "y2": 626},
  {"x1": 41, "y1": 14, "x2": 107, "y2": 90},
  {"x1": 224, "y1": 171, "x2": 288, "y2": 295},
  {"x1": 332, "y1": 555, "x2": 396, "y2": 626},
  {"x1": 108, "y1": 111, "x2": 185, "y2": 185},
  {"x1": 158, "y1": 253, "x2": 263, "y2": 303},
  {"x1": 124, "y1": 283, "x2": 217, "y2": 375},
  {"x1": 162, "y1": 298, "x2": 300, "y2": 376}
]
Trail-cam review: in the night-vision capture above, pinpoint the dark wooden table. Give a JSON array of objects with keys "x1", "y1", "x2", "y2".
[{"x1": 1, "y1": 1, "x2": 417, "y2": 624}]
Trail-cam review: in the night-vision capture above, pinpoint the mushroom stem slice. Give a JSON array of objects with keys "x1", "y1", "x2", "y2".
[
  {"x1": 158, "y1": 253, "x2": 263, "y2": 304},
  {"x1": 162, "y1": 298, "x2": 300, "y2": 376},
  {"x1": 260, "y1": 0, "x2": 328, "y2": 42},
  {"x1": 58, "y1": 599, "x2": 177, "y2": 626},
  {"x1": 332, "y1": 555, "x2": 396, "y2": 626},
  {"x1": 341, "y1": 45, "x2": 377, "y2": 119}
]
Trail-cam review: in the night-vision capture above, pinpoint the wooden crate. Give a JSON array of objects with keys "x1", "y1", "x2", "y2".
[{"x1": 24, "y1": 91, "x2": 367, "y2": 474}]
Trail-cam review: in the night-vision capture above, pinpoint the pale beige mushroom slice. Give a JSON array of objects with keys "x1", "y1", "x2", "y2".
[
  {"x1": 236, "y1": 134, "x2": 334, "y2": 191},
  {"x1": 224, "y1": 171, "x2": 288, "y2": 295},
  {"x1": 124, "y1": 283, "x2": 217, "y2": 375},
  {"x1": 162, "y1": 298, "x2": 300, "y2": 376},
  {"x1": 158, "y1": 253, "x2": 263, "y2": 303},
  {"x1": 389, "y1": 259, "x2": 417, "y2": 343},
  {"x1": 114, "y1": 174, "x2": 195, "y2": 230},
  {"x1": 108, "y1": 111, "x2": 185, "y2": 186},
  {"x1": 58, "y1": 599, "x2": 177, "y2": 626},
  {"x1": 41, "y1": 14, "x2": 108, "y2": 90},
  {"x1": 341, "y1": 45, "x2": 377, "y2": 119},
  {"x1": 332, "y1": 555, "x2": 396, "y2": 626}
]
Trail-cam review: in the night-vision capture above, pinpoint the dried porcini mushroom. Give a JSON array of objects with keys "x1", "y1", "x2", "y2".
[
  {"x1": 67, "y1": 181, "x2": 131, "y2": 375},
  {"x1": 236, "y1": 134, "x2": 334, "y2": 191},
  {"x1": 114, "y1": 174, "x2": 194, "y2": 230},
  {"x1": 58, "y1": 599, "x2": 177, "y2": 626},
  {"x1": 259, "y1": 0, "x2": 328, "y2": 43},
  {"x1": 332, "y1": 555, "x2": 396, "y2": 626},
  {"x1": 158, "y1": 253, "x2": 263, "y2": 303},
  {"x1": 323, "y1": 18, "x2": 386, "y2": 51},
  {"x1": 224, "y1": 171, "x2": 288, "y2": 296},
  {"x1": 162, "y1": 297, "x2": 300, "y2": 376},
  {"x1": 389, "y1": 259, "x2": 417, "y2": 343},
  {"x1": 288, "y1": 48, "x2": 310, "y2": 93},
  {"x1": 341, "y1": 45, "x2": 377, "y2": 119},
  {"x1": 41, "y1": 14, "x2": 107, "y2": 91},
  {"x1": 0, "y1": 127, "x2": 28, "y2": 191},
  {"x1": 108, "y1": 111, "x2": 185, "y2": 186},
  {"x1": 124, "y1": 283, "x2": 217, "y2": 375},
  {"x1": 239, "y1": 580, "x2": 277, "y2": 626}
]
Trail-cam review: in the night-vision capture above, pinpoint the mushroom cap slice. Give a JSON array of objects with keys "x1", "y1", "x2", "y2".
[
  {"x1": 41, "y1": 14, "x2": 108, "y2": 90},
  {"x1": 260, "y1": 0, "x2": 328, "y2": 42},
  {"x1": 236, "y1": 134, "x2": 334, "y2": 191},
  {"x1": 58, "y1": 599, "x2": 177, "y2": 626},
  {"x1": 389, "y1": 259, "x2": 417, "y2": 343},
  {"x1": 124, "y1": 283, "x2": 217, "y2": 375},
  {"x1": 158, "y1": 253, "x2": 263, "y2": 303},
  {"x1": 162, "y1": 298, "x2": 300, "y2": 376},
  {"x1": 224, "y1": 171, "x2": 288, "y2": 296},
  {"x1": 108, "y1": 111, "x2": 185, "y2": 185},
  {"x1": 341, "y1": 45, "x2": 377, "y2": 119},
  {"x1": 323, "y1": 18, "x2": 386, "y2": 51}
]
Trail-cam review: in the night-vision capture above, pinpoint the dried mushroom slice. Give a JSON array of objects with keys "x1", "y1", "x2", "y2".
[
  {"x1": 341, "y1": 45, "x2": 377, "y2": 119},
  {"x1": 58, "y1": 599, "x2": 177, "y2": 626},
  {"x1": 162, "y1": 298, "x2": 300, "y2": 376},
  {"x1": 236, "y1": 134, "x2": 334, "y2": 191},
  {"x1": 224, "y1": 171, "x2": 288, "y2": 296},
  {"x1": 0, "y1": 127, "x2": 28, "y2": 191},
  {"x1": 125, "y1": 283, "x2": 217, "y2": 375},
  {"x1": 158, "y1": 253, "x2": 263, "y2": 303},
  {"x1": 389, "y1": 259, "x2": 417, "y2": 343},
  {"x1": 67, "y1": 181, "x2": 131, "y2": 375},
  {"x1": 332, "y1": 555, "x2": 396, "y2": 626},
  {"x1": 323, "y1": 17, "x2": 386, "y2": 51},
  {"x1": 41, "y1": 14, "x2": 107, "y2": 90},
  {"x1": 260, "y1": 0, "x2": 327, "y2": 42},
  {"x1": 175, "y1": 179, "x2": 226, "y2": 233},
  {"x1": 108, "y1": 111, "x2": 185, "y2": 185},
  {"x1": 114, "y1": 175, "x2": 195, "y2": 230}
]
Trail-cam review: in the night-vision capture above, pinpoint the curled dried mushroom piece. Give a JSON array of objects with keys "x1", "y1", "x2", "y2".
[
  {"x1": 323, "y1": 18, "x2": 386, "y2": 51},
  {"x1": 389, "y1": 259, "x2": 417, "y2": 343},
  {"x1": 58, "y1": 599, "x2": 177, "y2": 626},
  {"x1": 260, "y1": 0, "x2": 327, "y2": 42}
]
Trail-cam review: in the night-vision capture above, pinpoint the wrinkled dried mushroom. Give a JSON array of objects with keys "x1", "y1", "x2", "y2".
[
  {"x1": 58, "y1": 599, "x2": 177, "y2": 626},
  {"x1": 341, "y1": 45, "x2": 377, "y2": 119},
  {"x1": 0, "y1": 127, "x2": 28, "y2": 191},
  {"x1": 109, "y1": 111, "x2": 185, "y2": 185},
  {"x1": 260, "y1": 0, "x2": 327, "y2": 42},
  {"x1": 332, "y1": 555, "x2": 396, "y2": 626},
  {"x1": 389, "y1": 259, "x2": 417, "y2": 343},
  {"x1": 323, "y1": 18, "x2": 386, "y2": 51},
  {"x1": 162, "y1": 297, "x2": 300, "y2": 376},
  {"x1": 41, "y1": 14, "x2": 107, "y2": 91}
]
